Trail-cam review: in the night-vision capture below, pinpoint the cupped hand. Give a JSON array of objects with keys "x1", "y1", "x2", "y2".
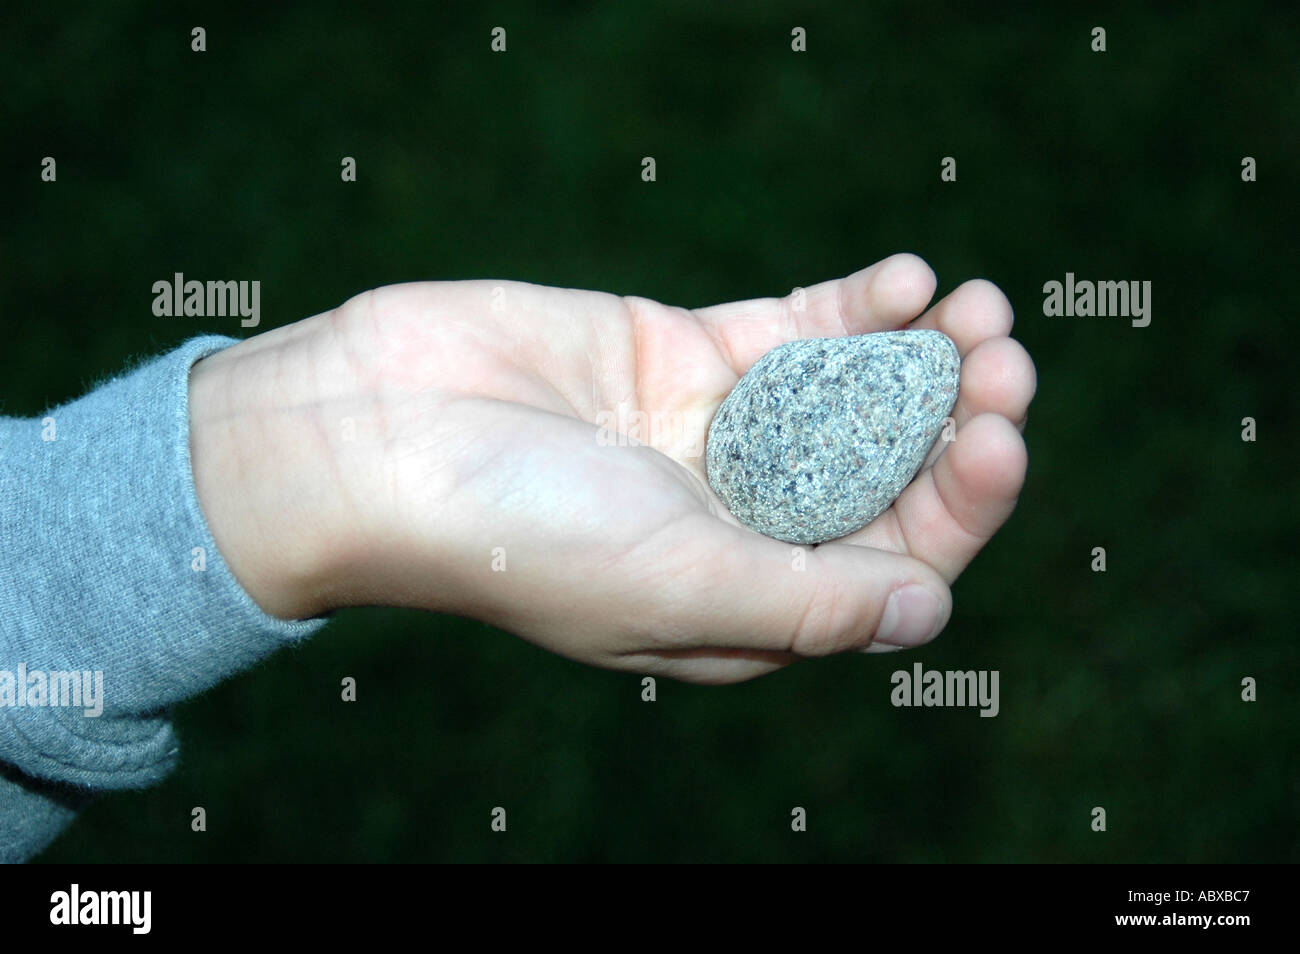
[{"x1": 189, "y1": 254, "x2": 1035, "y2": 683}]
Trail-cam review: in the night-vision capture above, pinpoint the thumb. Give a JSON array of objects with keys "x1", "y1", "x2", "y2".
[{"x1": 649, "y1": 514, "x2": 952, "y2": 656}]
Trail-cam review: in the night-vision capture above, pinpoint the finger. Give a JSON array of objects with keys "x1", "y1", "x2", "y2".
[
  {"x1": 638, "y1": 513, "x2": 953, "y2": 657},
  {"x1": 692, "y1": 253, "x2": 937, "y2": 375},
  {"x1": 949, "y1": 336, "x2": 1037, "y2": 431},
  {"x1": 919, "y1": 335, "x2": 1036, "y2": 470},
  {"x1": 847, "y1": 413, "x2": 1027, "y2": 583},
  {"x1": 908, "y1": 278, "x2": 1014, "y2": 356}
]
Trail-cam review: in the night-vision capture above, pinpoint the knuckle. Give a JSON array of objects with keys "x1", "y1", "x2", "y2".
[{"x1": 789, "y1": 566, "x2": 862, "y2": 657}]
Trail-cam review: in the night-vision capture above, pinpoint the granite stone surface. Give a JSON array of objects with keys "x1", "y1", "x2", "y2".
[{"x1": 706, "y1": 330, "x2": 961, "y2": 544}]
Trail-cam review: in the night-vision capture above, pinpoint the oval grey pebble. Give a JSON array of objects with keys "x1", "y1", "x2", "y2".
[{"x1": 705, "y1": 329, "x2": 960, "y2": 544}]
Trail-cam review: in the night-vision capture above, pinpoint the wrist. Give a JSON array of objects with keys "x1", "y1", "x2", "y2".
[{"x1": 187, "y1": 313, "x2": 365, "y2": 620}]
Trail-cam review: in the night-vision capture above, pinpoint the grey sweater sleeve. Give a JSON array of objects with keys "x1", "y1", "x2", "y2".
[{"x1": 0, "y1": 335, "x2": 330, "y2": 862}]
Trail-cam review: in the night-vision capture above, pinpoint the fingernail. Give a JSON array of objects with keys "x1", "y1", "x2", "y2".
[{"x1": 875, "y1": 585, "x2": 943, "y2": 647}]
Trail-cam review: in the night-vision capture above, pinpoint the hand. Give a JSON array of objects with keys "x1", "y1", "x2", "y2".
[{"x1": 188, "y1": 254, "x2": 1035, "y2": 683}]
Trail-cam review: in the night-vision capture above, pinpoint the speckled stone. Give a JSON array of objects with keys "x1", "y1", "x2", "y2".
[{"x1": 706, "y1": 330, "x2": 960, "y2": 544}]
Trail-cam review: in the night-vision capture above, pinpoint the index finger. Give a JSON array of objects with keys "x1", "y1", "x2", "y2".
[{"x1": 691, "y1": 253, "x2": 938, "y2": 375}]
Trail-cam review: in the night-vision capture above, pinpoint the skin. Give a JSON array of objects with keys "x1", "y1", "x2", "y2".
[{"x1": 188, "y1": 253, "x2": 1035, "y2": 685}]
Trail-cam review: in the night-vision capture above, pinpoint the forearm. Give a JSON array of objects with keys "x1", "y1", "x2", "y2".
[{"x1": 0, "y1": 335, "x2": 331, "y2": 860}]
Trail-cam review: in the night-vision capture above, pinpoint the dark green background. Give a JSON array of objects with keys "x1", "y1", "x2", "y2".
[{"x1": 3, "y1": 1, "x2": 1295, "y2": 861}]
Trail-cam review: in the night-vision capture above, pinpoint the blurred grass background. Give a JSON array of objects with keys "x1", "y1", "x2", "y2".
[{"x1": 2, "y1": 0, "x2": 1295, "y2": 861}]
